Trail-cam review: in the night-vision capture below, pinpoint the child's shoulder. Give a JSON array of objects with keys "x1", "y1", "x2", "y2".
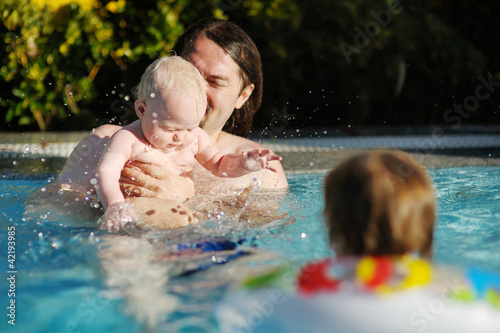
[
  {"x1": 109, "y1": 121, "x2": 145, "y2": 146},
  {"x1": 194, "y1": 127, "x2": 210, "y2": 140},
  {"x1": 113, "y1": 121, "x2": 142, "y2": 138}
]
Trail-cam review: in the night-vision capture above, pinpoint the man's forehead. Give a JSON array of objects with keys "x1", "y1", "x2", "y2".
[{"x1": 186, "y1": 38, "x2": 238, "y2": 79}]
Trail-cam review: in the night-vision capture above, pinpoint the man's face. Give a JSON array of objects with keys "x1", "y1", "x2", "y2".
[{"x1": 185, "y1": 37, "x2": 248, "y2": 137}]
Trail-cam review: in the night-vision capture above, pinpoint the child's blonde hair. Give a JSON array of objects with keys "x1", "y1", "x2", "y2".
[
  {"x1": 324, "y1": 150, "x2": 436, "y2": 259},
  {"x1": 134, "y1": 55, "x2": 205, "y2": 107}
]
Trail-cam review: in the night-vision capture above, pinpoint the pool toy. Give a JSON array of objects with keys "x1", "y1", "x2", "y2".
[
  {"x1": 298, "y1": 255, "x2": 433, "y2": 295},
  {"x1": 215, "y1": 255, "x2": 500, "y2": 333}
]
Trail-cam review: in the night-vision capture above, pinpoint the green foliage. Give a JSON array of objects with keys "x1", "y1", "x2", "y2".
[
  {"x1": 1, "y1": 0, "x2": 499, "y2": 132},
  {"x1": 1, "y1": 0, "x2": 112, "y2": 130},
  {"x1": 0, "y1": 0, "x2": 219, "y2": 131}
]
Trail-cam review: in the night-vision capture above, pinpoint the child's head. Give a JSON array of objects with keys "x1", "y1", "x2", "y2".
[
  {"x1": 323, "y1": 150, "x2": 435, "y2": 259},
  {"x1": 134, "y1": 55, "x2": 207, "y2": 149}
]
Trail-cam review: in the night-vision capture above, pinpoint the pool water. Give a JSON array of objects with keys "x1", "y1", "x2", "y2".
[{"x1": 0, "y1": 166, "x2": 499, "y2": 332}]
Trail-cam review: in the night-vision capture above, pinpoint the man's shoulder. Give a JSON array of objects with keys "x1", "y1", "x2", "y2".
[{"x1": 92, "y1": 124, "x2": 122, "y2": 138}]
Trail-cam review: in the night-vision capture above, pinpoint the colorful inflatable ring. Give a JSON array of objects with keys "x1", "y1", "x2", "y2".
[{"x1": 215, "y1": 256, "x2": 500, "y2": 333}]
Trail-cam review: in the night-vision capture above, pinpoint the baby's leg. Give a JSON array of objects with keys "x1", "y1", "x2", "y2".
[{"x1": 129, "y1": 197, "x2": 199, "y2": 230}]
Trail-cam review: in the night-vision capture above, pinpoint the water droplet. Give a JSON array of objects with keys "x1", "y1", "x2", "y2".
[
  {"x1": 301, "y1": 232, "x2": 307, "y2": 238},
  {"x1": 57, "y1": 189, "x2": 64, "y2": 194},
  {"x1": 124, "y1": 95, "x2": 130, "y2": 101},
  {"x1": 90, "y1": 178, "x2": 97, "y2": 185},
  {"x1": 150, "y1": 92, "x2": 156, "y2": 98}
]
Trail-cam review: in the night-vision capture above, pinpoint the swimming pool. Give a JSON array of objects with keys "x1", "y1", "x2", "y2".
[{"x1": 1, "y1": 165, "x2": 499, "y2": 332}]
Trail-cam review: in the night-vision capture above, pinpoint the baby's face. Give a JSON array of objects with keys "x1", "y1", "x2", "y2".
[{"x1": 141, "y1": 88, "x2": 207, "y2": 151}]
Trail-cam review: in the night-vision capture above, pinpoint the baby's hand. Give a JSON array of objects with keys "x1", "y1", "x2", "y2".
[
  {"x1": 241, "y1": 149, "x2": 282, "y2": 173},
  {"x1": 99, "y1": 202, "x2": 139, "y2": 233}
]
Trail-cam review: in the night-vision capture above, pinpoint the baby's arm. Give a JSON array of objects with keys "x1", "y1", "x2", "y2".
[
  {"x1": 96, "y1": 130, "x2": 140, "y2": 232},
  {"x1": 194, "y1": 129, "x2": 282, "y2": 177},
  {"x1": 96, "y1": 130, "x2": 135, "y2": 208}
]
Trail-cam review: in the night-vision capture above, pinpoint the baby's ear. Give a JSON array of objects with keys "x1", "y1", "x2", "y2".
[{"x1": 135, "y1": 100, "x2": 146, "y2": 118}]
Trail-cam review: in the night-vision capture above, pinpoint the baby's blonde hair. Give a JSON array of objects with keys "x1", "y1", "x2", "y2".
[
  {"x1": 134, "y1": 55, "x2": 205, "y2": 108},
  {"x1": 324, "y1": 150, "x2": 436, "y2": 259}
]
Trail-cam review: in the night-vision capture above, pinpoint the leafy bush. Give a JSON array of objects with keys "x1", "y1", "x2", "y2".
[
  {"x1": 2, "y1": 0, "x2": 110, "y2": 130},
  {"x1": 0, "y1": 0, "x2": 222, "y2": 131},
  {"x1": 1, "y1": 0, "x2": 499, "y2": 132}
]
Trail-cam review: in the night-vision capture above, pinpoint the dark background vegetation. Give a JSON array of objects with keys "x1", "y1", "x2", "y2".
[{"x1": 1, "y1": 0, "x2": 499, "y2": 134}]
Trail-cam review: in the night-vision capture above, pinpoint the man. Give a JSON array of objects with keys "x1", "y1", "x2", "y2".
[{"x1": 29, "y1": 19, "x2": 287, "y2": 229}]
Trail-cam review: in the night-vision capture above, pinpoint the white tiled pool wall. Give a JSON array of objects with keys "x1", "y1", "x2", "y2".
[
  {"x1": 263, "y1": 134, "x2": 500, "y2": 152},
  {"x1": 1, "y1": 134, "x2": 499, "y2": 157}
]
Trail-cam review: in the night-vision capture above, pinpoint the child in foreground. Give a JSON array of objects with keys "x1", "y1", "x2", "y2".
[
  {"x1": 215, "y1": 150, "x2": 500, "y2": 333},
  {"x1": 298, "y1": 149, "x2": 436, "y2": 294},
  {"x1": 96, "y1": 56, "x2": 281, "y2": 232}
]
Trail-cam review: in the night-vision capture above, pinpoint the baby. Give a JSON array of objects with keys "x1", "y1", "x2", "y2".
[{"x1": 96, "y1": 55, "x2": 281, "y2": 232}]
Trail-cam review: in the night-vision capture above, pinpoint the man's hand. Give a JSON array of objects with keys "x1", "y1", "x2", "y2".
[{"x1": 119, "y1": 161, "x2": 195, "y2": 200}]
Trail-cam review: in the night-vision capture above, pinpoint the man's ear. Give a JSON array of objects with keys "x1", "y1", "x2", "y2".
[
  {"x1": 235, "y1": 83, "x2": 254, "y2": 110},
  {"x1": 135, "y1": 100, "x2": 146, "y2": 119}
]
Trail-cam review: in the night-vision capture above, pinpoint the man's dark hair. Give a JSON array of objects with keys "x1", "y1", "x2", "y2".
[{"x1": 173, "y1": 19, "x2": 263, "y2": 136}]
